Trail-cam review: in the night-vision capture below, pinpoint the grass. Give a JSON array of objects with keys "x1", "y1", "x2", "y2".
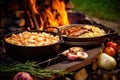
[{"x1": 71, "y1": 0, "x2": 120, "y2": 22}]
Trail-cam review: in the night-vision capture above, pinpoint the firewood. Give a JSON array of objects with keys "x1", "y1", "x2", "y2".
[
  {"x1": 15, "y1": 11, "x2": 24, "y2": 18},
  {"x1": 74, "y1": 68, "x2": 88, "y2": 80}
]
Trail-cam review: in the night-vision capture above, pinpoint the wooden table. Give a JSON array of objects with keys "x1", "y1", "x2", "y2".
[{"x1": 45, "y1": 46, "x2": 102, "y2": 72}]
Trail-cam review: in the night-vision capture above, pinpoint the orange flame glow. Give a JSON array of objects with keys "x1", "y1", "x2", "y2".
[
  {"x1": 29, "y1": 0, "x2": 69, "y2": 30},
  {"x1": 53, "y1": 0, "x2": 69, "y2": 26},
  {"x1": 29, "y1": 0, "x2": 39, "y2": 14},
  {"x1": 45, "y1": 7, "x2": 59, "y2": 27}
]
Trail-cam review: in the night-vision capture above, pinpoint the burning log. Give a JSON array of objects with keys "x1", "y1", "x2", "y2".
[
  {"x1": 28, "y1": 0, "x2": 40, "y2": 30},
  {"x1": 25, "y1": 10, "x2": 34, "y2": 30}
]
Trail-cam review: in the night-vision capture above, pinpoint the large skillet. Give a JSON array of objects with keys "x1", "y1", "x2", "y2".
[
  {"x1": 58, "y1": 24, "x2": 110, "y2": 47},
  {"x1": 3, "y1": 30, "x2": 64, "y2": 61}
]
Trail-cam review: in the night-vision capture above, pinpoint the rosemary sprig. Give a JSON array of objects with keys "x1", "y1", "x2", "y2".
[{"x1": 0, "y1": 61, "x2": 66, "y2": 77}]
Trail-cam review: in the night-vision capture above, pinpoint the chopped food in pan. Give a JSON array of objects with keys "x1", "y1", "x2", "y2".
[{"x1": 5, "y1": 31, "x2": 60, "y2": 46}]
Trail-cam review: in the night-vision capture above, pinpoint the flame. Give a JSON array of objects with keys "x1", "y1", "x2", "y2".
[
  {"x1": 29, "y1": 0, "x2": 39, "y2": 14},
  {"x1": 53, "y1": 0, "x2": 69, "y2": 26},
  {"x1": 29, "y1": 0, "x2": 69, "y2": 30},
  {"x1": 45, "y1": 7, "x2": 59, "y2": 27},
  {"x1": 39, "y1": 17, "x2": 44, "y2": 30}
]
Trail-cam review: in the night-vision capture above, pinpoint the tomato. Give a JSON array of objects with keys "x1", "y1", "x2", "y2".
[
  {"x1": 103, "y1": 47, "x2": 116, "y2": 56},
  {"x1": 106, "y1": 41, "x2": 118, "y2": 51}
]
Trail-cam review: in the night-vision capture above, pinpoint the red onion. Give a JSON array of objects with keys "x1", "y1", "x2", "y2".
[{"x1": 13, "y1": 72, "x2": 33, "y2": 80}]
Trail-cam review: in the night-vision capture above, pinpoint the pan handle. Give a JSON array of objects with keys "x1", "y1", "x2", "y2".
[
  {"x1": 44, "y1": 27, "x2": 64, "y2": 44},
  {"x1": 44, "y1": 26, "x2": 60, "y2": 34},
  {"x1": 106, "y1": 30, "x2": 119, "y2": 40},
  {"x1": 59, "y1": 39, "x2": 64, "y2": 44}
]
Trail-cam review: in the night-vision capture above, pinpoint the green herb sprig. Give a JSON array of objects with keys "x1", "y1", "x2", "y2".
[{"x1": 0, "y1": 61, "x2": 66, "y2": 78}]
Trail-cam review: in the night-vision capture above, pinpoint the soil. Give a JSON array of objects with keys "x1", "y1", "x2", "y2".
[{"x1": 91, "y1": 17, "x2": 120, "y2": 35}]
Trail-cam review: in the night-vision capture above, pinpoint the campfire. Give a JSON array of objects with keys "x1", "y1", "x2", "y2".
[
  {"x1": 0, "y1": 0, "x2": 91, "y2": 33},
  {"x1": 29, "y1": 0, "x2": 70, "y2": 30}
]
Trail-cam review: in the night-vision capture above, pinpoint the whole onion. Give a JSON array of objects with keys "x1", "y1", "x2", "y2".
[
  {"x1": 13, "y1": 72, "x2": 33, "y2": 80},
  {"x1": 98, "y1": 52, "x2": 117, "y2": 70}
]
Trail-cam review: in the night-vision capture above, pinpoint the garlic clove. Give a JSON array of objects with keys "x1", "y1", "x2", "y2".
[{"x1": 77, "y1": 51, "x2": 88, "y2": 59}]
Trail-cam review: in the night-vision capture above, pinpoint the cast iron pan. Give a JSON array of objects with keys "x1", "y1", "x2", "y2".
[
  {"x1": 3, "y1": 30, "x2": 64, "y2": 61},
  {"x1": 59, "y1": 24, "x2": 111, "y2": 47}
]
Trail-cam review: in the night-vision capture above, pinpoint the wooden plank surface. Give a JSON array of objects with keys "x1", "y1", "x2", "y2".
[{"x1": 45, "y1": 46, "x2": 102, "y2": 72}]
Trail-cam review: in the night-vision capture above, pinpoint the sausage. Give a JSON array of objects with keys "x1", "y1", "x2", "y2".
[
  {"x1": 69, "y1": 29, "x2": 88, "y2": 37},
  {"x1": 60, "y1": 26, "x2": 83, "y2": 35}
]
